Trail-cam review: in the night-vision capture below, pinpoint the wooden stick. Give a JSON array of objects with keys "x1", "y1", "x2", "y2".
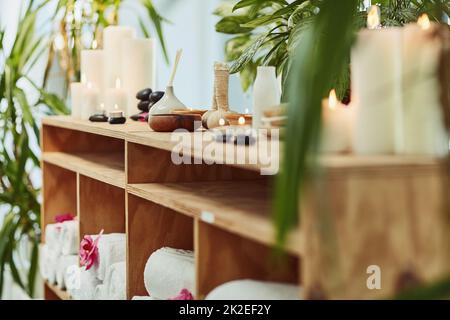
[{"x1": 168, "y1": 49, "x2": 183, "y2": 87}]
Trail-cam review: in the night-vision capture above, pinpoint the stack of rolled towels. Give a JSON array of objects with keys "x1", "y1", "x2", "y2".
[
  {"x1": 132, "y1": 247, "x2": 195, "y2": 300},
  {"x1": 68, "y1": 233, "x2": 127, "y2": 300},
  {"x1": 39, "y1": 220, "x2": 79, "y2": 289}
]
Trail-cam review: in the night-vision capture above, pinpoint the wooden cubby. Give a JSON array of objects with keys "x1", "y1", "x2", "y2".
[{"x1": 41, "y1": 116, "x2": 449, "y2": 300}]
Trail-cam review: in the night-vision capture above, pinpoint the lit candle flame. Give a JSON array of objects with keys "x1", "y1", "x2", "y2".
[
  {"x1": 417, "y1": 14, "x2": 430, "y2": 30},
  {"x1": 92, "y1": 40, "x2": 98, "y2": 50},
  {"x1": 114, "y1": 104, "x2": 119, "y2": 110},
  {"x1": 238, "y1": 116, "x2": 246, "y2": 125},
  {"x1": 367, "y1": 5, "x2": 381, "y2": 29},
  {"x1": 328, "y1": 89, "x2": 338, "y2": 110},
  {"x1": 100, "y1": 103, "x2": 105, "y2": 110},
  {"x1": 219, "y1": 118, "x2": 225, "y2": 126},
  {"x1": 115, "y1": 78, "x2": 121, "y2": 89}
]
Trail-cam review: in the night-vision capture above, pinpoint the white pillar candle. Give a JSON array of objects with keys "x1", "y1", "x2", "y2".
[
  {"x1": 70, "y1": 82, "x2": 84, "y2": 119},
  {"x1": 321, "y1": 89, "x2": 352, "y2": 153},
  {"x1": 81, "y1": 50, "x2": 105, "y2": 98},
  {"x1": 82, "y1": 83, "x2": 100, "y2": 120},
  {"x1": 103, "y1": 26, "x2": 136, "y2": 90},
  {"x1": 121, "y1": 38, "x2": 156, "y2": 116},
  {"x1": 105, "y1": 78, "x2": 128, "y2": 113},
  {"x1": 401, "y1": 14, "x2": 448, "y2": 156},
  {"x1": 351, "y1": 6, "x2": 403, "y2": 154}
]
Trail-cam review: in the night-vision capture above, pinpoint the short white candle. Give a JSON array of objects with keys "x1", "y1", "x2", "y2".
[
  {"x1": 321, "y1": 89, "x2": 351, "y2": 153},
  {"x1": 351, "y1": 5, "x2": 403, "y2": 154},
  {"x1": 82, "y1": 83, "x2": 100, "y2": 120},
  {"x1": 121, "y1": 38, "x2": 156, "y2": 116},
  {"x1": 105, "y1": 78, "x2": 128, "y2": 113},
  {"x1": 104, "y1": 26, "x2": 136, "y2": 89},
  {"x1": 70, "y1": 82, "x2": 84, "y2": 119}
]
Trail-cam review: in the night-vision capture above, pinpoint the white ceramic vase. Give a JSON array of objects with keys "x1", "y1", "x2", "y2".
[
  {"x1": 148, "y1": 86, "x2": 187, "y2": 119},
  {"x1": 252, "y1": 66, "x2": 281, "y2": 129}
]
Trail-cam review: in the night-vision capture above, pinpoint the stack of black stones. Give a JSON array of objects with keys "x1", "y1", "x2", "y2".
[{"x1": 130, "y1": 88, "x2": 165, "y2": 122}]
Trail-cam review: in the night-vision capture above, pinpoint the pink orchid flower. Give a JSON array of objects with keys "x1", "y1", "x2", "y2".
[
  {"x1": 169, "y1": 289, "x2": 194, "y2": 300},
  {"x1": 55, "y1": 213, "x2": 75, "y2": 223},
  {"x1": 79, "y1": 229, "x2": 104, "y2": 270}
]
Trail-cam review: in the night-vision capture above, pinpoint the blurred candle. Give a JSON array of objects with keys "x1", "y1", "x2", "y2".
[
  {"x1": 103, "y1": 26, "x2": 136, "y2": 89},
  {"x1": 351, "y1": 5, "x2": 403, "y2": 154},
  {"x1": 81, "y1": 50, "x2": 105, "y2": 99},
  {"x1": 82, "y1": 83, "x2": 100, "y2": 120},
  {"x1": 401, "y1": 14, "x2": 449, "y2": 156},
  {"x1": 105, "y1": 78, "x2": 128, "y2": 113},
  {"x1": 70, "y1": 82, "x2": 84, "y2": 119},
  {"x1": 321, "y1": 89, "x2": 351, "y2": 153},
  {"x1": 121, "y1": 38, "x2": 156, "y2": 116}
]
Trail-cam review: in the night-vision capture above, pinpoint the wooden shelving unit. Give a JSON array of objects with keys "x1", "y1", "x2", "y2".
[{"x1": 41, "y1": 115, "x2": 449, "y2": 300}]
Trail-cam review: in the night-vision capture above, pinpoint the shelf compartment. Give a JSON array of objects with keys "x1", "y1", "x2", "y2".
[
  {"x1": 79, "y1": 175, "x2": 126, "y2": 237},
  {"x1": 127, "y1": 194, "x2": 194, "y2": 298},
  {"x1": 127, "y1": 180, "x2": 302, "y2": 255},
  {"x1": 42, "y1": 163, "x2": 77, "y2": 241},
  {"x1": 43, "y1": 152, "x2": 125, "y2": 188},
  {"x1": 196, "y1": 221, "x2": 299, "y2": 299},
  {"x1": 44, "y1": 281, "x2": 71, "y2": 300}
]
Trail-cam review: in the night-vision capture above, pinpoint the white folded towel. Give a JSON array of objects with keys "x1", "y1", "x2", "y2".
[
  {"x1": 103, "y1": 261, "x2": 126, "y2": 300},
  {"x1": 45, "y1": 223, "x2": 62, "y2": 255},
  {"x1": 61, "y1": 220, "x2": 79, "y2": 255},
  {"x1": 132, "y1": 296, "x2": 160, "y2": 300},
  {"x1": 56, "y1": 255, "x2": 78, "y2": 289},
  {"x1": 144, "y1": 247, "x2": 195, "y2": 299},
  {"x1": 39, "y1": 243, "x2": 59, "y2": 284},
  {"x1": 96, "y1": 233, "x2": 126, "y2": 281},
  {"x1": 205, "y1": 280, "x2": 302, "y2": 300},
  {"x1": 69, "y1": 266, "x2": 101, "y2": 300}
]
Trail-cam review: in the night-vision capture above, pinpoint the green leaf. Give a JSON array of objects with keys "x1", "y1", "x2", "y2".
[
  {"x1": 229, "y1": 34, "x2": 267, "y2": 73},
  {"x1": 216, "y1": 16, "x2": 254, "y2": 34},
  {"x1": 27, "y1": 241, "x2": 39, "y2": 297}
]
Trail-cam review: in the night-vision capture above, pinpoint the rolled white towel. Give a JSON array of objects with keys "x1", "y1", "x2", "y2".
[
  {"x1": 205, "y1": 280, "x2": 302, "y2": 300},
  {"x1": 103, "y1": 261, "x2": 126, "y2": 300},
  {"x1": 94, "y1": 284, "x2": 107, "y2": 300},
  {"x1": 96, "y1": 233, "x2": 126, "y2": 281},
  {"x1": 56, "y1": 255, "x2": 79, "y2": 289},
  {"x1": 61, "y1": 220, "x2": 79, "y2": 255},
  {"x1": 39, "y1": 244, "x2": 59, "y2": 284},
  {"x1": 45, "y1": 223, "x2": 63, "y2": 255},
  {"x1": 144, "y1": 247, "x2": 195, "y2": 299},
  {"x1": 132, "y1": 296, "x2": 160, "y2": 300},
  {"x1": 68, "y1": 266, "x2": 101, "y2": 300}
]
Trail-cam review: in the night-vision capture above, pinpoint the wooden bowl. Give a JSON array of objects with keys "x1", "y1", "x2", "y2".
[{"x1": 149, "y1": 114, "x2": 201, "y2": 132}]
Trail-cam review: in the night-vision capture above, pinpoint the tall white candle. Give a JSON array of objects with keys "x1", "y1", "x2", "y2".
[
  {"x1": 82, "y1": 83, "x2": 100, "y2": 120},
  {"x1": 81, "y1": 50, "x2": 105, "y2": 98},
  {"x1": 401, "y1": 14, "x2": 448, "y2": 156},
  {"x1": 70, "y1": 82, "x2": 84, "y2": 119},
  {"x1": 105, "y1": 78, "x2": 128, "y2": 113},
  {"x1": 321, "y1": 89, "x2": 352, "y2": 153},
  {"x1": 121, "y1": 38, "x2": 156, "y2": 116},
  {"x1": 103, "y1": 26, "x2": 136, "y2": 89},
  {"x1": 351, "y1": 6, "x2": 403, "y2": 154}
]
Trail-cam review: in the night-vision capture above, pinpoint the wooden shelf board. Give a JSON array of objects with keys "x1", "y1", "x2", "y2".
[
  {"x1": 127, "y1": 181, "x2": 302, "y2": 255},
  {"x1": 43, "y1": 115, "x2": 148, "y2": 140},
  {"x1": 45, "y1": 281, "x2": 71, "y2": 300},
  {"x1": 43, "y1": 152, "x2": 125, "y2": 188}
]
